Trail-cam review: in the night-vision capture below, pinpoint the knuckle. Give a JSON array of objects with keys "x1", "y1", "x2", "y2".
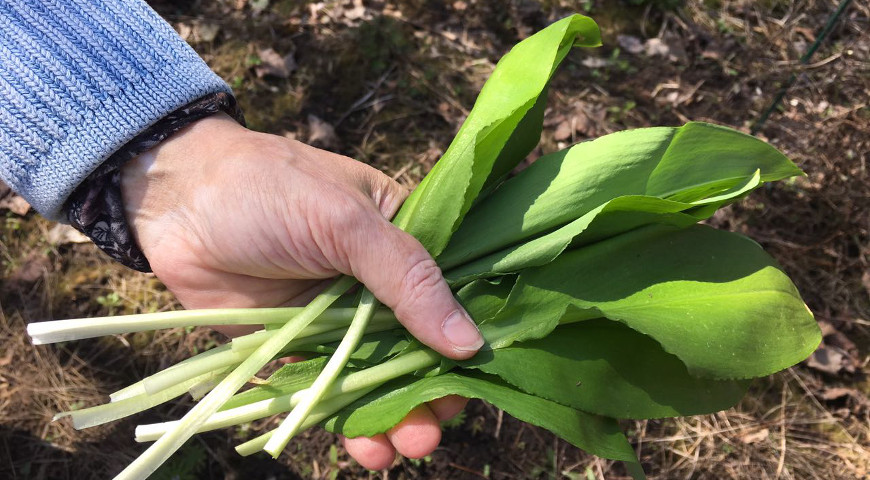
[{"x1": 396, "y1": 256, "x2": 444, "y2": 311}]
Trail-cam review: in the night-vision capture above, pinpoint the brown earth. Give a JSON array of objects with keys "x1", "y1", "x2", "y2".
[{"x1": 1, "y1": 1, "x2": 868, "y2": 479}]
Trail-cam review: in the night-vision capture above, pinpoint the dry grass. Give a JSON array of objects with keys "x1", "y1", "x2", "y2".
[{"x1": 2, "y1": 0, "x2": 868, "y2": 478}]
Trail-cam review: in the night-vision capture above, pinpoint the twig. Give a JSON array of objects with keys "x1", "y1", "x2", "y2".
[
  {"x1": 449, "y1": 462, "x2": 489, "y2": 478},
  {"x1": 775, "y1": 382, "x2": 787, "y2": 478}
]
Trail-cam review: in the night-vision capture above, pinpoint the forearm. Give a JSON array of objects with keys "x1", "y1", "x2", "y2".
[{"x1": 0, "y1": 0, "x2": 230, "y2": 220}]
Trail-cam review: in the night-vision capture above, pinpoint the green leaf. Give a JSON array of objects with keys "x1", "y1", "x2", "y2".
[
  {"x1": 392, "y1": 15, "x2": 601, "y2": 256},
  {"x1": 439, "y1": 122, "x2": 801, "y2": 270},
  {"x1": 310, "y1": 329, "x2": 410, "y2": 367},
  {"x1": 454, "y1": 276, "x2": 516, "y2": 322},
  {"x1": 445, "y1": 195, "x2": 705, "y2": 286},
  {"x1": 220, "y1": 357, "x2": 327, "y2": 411},
  {"x1": 481, "y1": 86, "x2": 549, "y2": 193},
  {"x1": 322, "y1": 372, "x2": 637, "y2": 463},
  {"x1": 445, "y1": 171, "x2": 761, "y2": 286},
  {"x1": 462, "y1": 320, "x2": 750, "y2": 419},
  {"x1": 490, "y1": 224, "x2": 820, "y2": 379}
]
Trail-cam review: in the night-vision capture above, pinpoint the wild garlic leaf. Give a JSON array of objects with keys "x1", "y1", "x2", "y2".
[
  {"x1": 392, "y1": 15, "x2": 601, "y2": 257},
  {"x1": 311, "y1": 329, "x2": 410, "y2": 368},
  {"x1": 445, "y1": 195, "x2": 706, "y2": 285},
  {"x1": 219, "y1": 358, "x2": 327, "y2": 411},
  {"x1": 454, "y1": 275, "x2": 516, "y2": 321},
  {"x1": 462, "y1": 320, "x2": 750, "y2": 419},
  {"x1": 490, "y1": 224, "x2": 820, "y2": 379},
  {"x1": 439, "y1": 122, "x2": 801, "y2": 269},
  {"x1": 322, "y1": 371, "x2": 638, "y2": 463}
]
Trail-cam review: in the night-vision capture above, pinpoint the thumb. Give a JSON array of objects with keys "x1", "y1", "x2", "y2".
[{"x1": 340, "y1": 215, "x2": 484, "y2": 360}]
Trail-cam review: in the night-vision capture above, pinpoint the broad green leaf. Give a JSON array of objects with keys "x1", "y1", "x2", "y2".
[
  {"x1": 490, "y1": 224, "x2": 820, "y2": 379},
  {"x1": 455, "y1": 275, "x2": 516, "y2": 321},
  {"x1": 322, "y1": 372, "x2": 637, "y2": 463},
  {"x1": 462, "y1": 320, "x2": 750, "y2": 419},
  {"x1": 444, "y1": 195, "x2": 711, "y2": 286},
  {"x1": 481, "y1": 86, "x2": 550, "y2": 194},
  {"x1": 392, "y1": 15, "x2": 601, "y2": 256},
  {"x1": 438, "y1": 122, "x2": 801, "y2": 269},
  {"x1": 303, "y1": 329, "x2": 410, "y2": 367},
  {"x1": 220, "y1": 358, "x2": 327, "y2": 411}
]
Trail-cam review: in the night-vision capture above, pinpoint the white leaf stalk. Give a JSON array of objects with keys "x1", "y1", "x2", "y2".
[
  {"x1": 229, "y1": 312, "x2": 398, "y2": 352},
  {"x1": 142, "y1": 345, "x2": 258, "y2": 396},
  {"x1": 110, "y1": 342, "x2": 237, "y2": 401},
  {"x1": 57, "y1": 367, "x2": 232, "y2": 430},
  {"x1": 235, "y1": 387, "x2": 377, "y2": 456},
  {"x1": 27, "y1": 307, "x2": 382, "y2": 345},
  {"x1": 188, "y1": 369, "x2": 232, "y2": 401},
  {"x1": 135, "y1": 347, "x2": 442, "y2": 442},
  {"x1": 112, "y1": 276, "x2": 356, "y2": 480},
  {"x1": 111, "y1": 312, "x2": 398, "y2": 402},
  {"x1": 264, "y1": 289, "x2": 380, "y2": 457}
]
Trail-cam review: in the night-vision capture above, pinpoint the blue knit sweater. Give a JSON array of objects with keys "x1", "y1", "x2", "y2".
[{"x1": 0, "y1": 0, "x2": 231, "y2": 220}]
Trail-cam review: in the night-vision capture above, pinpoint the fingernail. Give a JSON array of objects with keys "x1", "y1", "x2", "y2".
[{"x1": 442, "y1": 310, "x2": 484, "y2": 352}]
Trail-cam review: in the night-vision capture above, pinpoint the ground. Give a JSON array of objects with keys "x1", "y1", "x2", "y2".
[{"x1": 1, "y1": 0, "x2": 868, "y2": 479}]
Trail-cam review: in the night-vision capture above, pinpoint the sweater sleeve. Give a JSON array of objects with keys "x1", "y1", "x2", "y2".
[{"x1": 0, "y1": 0, "x2": 231, "y2": 220}]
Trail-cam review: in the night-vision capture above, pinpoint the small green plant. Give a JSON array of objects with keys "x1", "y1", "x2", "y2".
[
  {"x1": 29, "y1": 14, "x2": 819, "y2": 480},
  {"x1": 96, "y1": 292, "x2": 122, "y2": 316},
  {"x1": 407, "y1": 455, "x2": 432, "y2": 468},
  {"x1": 5, "y1": 216, "x2": 21, "y2": 231},
  {"x1": 440, "y1": 409, "x2": 466, "y2": 429}
]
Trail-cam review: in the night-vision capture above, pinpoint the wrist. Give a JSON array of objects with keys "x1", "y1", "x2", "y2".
[{"x1": 121, "y1": 113, "x2": 247, "y2": 257}]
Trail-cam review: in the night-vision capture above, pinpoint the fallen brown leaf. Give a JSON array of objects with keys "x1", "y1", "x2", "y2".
[
  {"x1": 0, "y1": 182, "x2": 31, "y2": 215},
  {"x1": 553, "y1": 120, "x2": 573, "y2": 141},
  {"x1": 740, "y1": 428, "x2": 769, "y2": 444},
  {"x1": 306, "y1": 114, "x2": 338, "y2": 149},
  {"x1": 819, "y1": 387, "x2": 860, "y2": 401},
  {"x1": 255, "y1": 48, "x2": 296, "y2": 79},
  {"x1": 7, "y1": 253, "x2": 51, "y2": 286},
  {"x1": 46, "y1": 224, "x2": 90, "y2": 246},
  {"x1": 806, "y1": 345, "x2": 848, "y2": 375}
]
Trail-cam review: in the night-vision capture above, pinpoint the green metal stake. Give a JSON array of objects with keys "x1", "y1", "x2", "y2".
[{"x1": 751, "y1": 0, "x2": 854, "y2": 134}]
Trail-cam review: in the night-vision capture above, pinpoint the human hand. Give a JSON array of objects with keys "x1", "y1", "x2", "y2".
[{"x1": 121, "y1": 112, "x2": 483, "y2": 469}]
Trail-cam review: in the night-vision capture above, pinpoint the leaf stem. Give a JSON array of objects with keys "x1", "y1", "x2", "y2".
[
  {"x1": 135, "y1": 348, "x2": 441, "y2": 442},
  {"x1": 112, "y1": 276, "x2": 356, "y2": 480},
  {"x1": 234, "y1": 386, "x2": 377, "y2": 457},
  {"x1": 27, "y1": 307, "x2": 378, "y2": 345},
  {"x1": 57, "y1": 367, "x2": 232, "y2": 430},
  {"x1": 229, "y1": 312, "x2": 398, "y2": 352},
  {"x1": 264, "y1": 289, "x2": 379, "y2": 457}
]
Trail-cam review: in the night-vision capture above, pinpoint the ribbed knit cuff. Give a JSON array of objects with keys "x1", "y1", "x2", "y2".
[
  {"x1": 26, "y1": 58, "x2": 232, "y2": 220},
  {"x1": 0, "y1": 0, "x2": 234, "y2": 220}
]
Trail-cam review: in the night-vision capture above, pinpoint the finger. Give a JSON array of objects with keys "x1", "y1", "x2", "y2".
[
  {"x1": 341, "y1": 218, "x2": 484, "y2": 360},
  {"x1": 428, "y1": 395, "x2": 469, "y2": 421},
  {"x1": 353, "y1": 162, "x2": 409, "y2": 221},
  {"x1": 341, "y1": 434, "x2": 396, "y2": 471},
  {"x1": 385, "y1": 405, "x2": 442, "y2": 459},
  {"x1": 315, "y1": 146, "x2": 409, "y2": 221}
]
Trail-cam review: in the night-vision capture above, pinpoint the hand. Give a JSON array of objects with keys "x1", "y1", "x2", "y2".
[{"x1": 120, "y1": 113, "x2": 483, "y2": 470}]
